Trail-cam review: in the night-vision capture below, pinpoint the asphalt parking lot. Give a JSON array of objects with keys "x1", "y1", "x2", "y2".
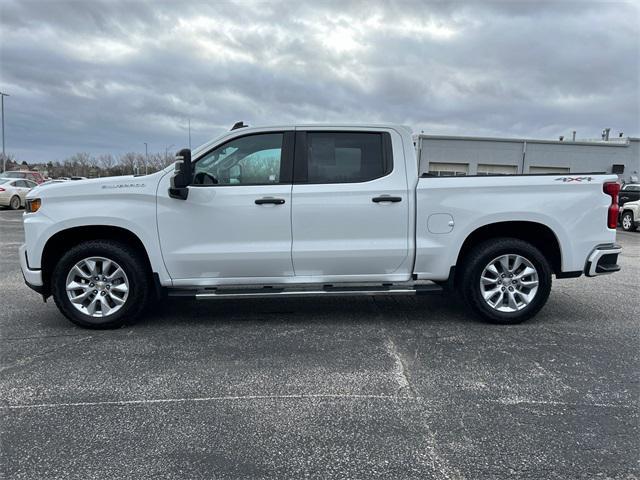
[{"x1": 1, "y1": 209, "x2": 638, "y2": 479}]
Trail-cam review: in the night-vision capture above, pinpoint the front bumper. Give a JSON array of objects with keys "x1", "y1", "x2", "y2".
[
  {"x1": 19, "y1": 244, "x2": 44, "y2": 292},
  {"x1": 584, "y1": 243, "x2": 622, "y2": 277}
]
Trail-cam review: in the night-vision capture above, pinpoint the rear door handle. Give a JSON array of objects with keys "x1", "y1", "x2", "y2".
[
  {"x1": 255, "y1": 197, "x2": 285, "y2": 205},
  {"x1": 372, "y1": 195, "x2": 402, "y2": 203}
]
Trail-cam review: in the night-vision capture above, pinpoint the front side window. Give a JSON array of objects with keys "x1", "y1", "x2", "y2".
[
  {"x1": 304, "y1": 132, "x2": 391, "y2": 184},
  {"x1": 193, "y1": 133, "x2": 283, "y2": 186}
]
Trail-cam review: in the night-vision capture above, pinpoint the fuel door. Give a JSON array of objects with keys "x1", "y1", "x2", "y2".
[{"x1": 427, "y1": 213, "x2": 454, "y2": 234}]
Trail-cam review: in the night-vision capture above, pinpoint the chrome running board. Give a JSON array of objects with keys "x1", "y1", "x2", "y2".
[{"x1": 168, "y1": 283, "x2": 443, "y2": 300}]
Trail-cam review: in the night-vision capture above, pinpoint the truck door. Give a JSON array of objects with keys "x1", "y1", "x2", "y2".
[
  {"x1": 156, "y1": 131, "x2": 295, "y2": 283},
  {"x1": 291, "y1": 129, "x2": 411, "y2": 280}
]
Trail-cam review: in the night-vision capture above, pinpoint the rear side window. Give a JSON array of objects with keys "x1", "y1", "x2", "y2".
[{"x1": 297, "y1": 132, "x2": 392, "y2": 184}]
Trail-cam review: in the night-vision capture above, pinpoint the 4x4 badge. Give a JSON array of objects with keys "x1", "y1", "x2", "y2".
[{"x1": 555, "y1": 176, "x2": 593, "y2": 183}]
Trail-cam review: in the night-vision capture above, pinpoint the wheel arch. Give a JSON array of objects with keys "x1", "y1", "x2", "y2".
[
  {"x1": 41, "y1": 225, "x2": 155, "y2": 297},
  {"x1": 454, "y1": 221, "x2": 562, "y2": 285}
]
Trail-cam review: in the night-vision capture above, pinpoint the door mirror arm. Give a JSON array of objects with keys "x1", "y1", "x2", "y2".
[{"x1": 169, "y1": 148, "x2": 192, "y2": 200}]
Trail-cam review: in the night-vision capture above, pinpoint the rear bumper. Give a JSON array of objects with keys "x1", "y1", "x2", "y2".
[
  {"x1": 19, "y1": 244, "x2": 44, "y2": 292},
  {"x1": 584, "y1": 243, "x2": 622, "y2": 277}
]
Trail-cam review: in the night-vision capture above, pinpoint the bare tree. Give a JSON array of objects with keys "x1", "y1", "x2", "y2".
[
  {"x1": 146, "y1": 153, "x2": 165, "y2": 172},
  {"x1": 4, "y1": 150, "x2": 174, "y2": 179},
  {"x1": 118, "y1": 152, "x2": 138, "y2": 175},
  {"x1": 98, "y1": 154, "x2": 116, "y2": 175},
  {"x1": 68, "y1": 152, "x2": 91, "y2": 177}
]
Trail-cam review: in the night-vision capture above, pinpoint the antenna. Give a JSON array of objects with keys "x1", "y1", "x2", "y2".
[{"x1": 231, "y1": 121, "x2": 248, "y2": 131}]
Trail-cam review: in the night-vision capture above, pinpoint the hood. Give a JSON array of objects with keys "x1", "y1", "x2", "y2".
[{"x1": 27, "y1": 171, "x2": 167, "y2": 200}]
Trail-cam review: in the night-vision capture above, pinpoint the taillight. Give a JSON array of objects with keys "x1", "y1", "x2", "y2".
[
  {"x1": 603, "y1": 182, "x2": 621, "y2": 229},
  {"x1": 0, "y1": 187, "x2": 4, "y2": 192}
]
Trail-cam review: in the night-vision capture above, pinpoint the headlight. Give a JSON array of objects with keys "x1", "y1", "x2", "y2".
[{"x1": 25, "y1": 198, "x2": 41, "y2": 213}]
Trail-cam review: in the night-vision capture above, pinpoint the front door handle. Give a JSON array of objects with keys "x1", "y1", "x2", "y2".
[
  {"x1": 372, "y1": 195, "x2": 402, "y2": 203},
  {"x1": 255, "y1": 197, "x2": 285, "y2": 205}
]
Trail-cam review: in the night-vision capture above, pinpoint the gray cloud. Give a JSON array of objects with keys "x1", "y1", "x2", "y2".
[{"x1": 0, "y1": 0, "x2": 638, "y2": 162}]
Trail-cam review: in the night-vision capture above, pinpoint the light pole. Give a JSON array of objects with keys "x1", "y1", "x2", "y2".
[
  {"x1": 143, "y1": 142, "x2": 148, "y2": 175},
  {"x1": 0, "y1": 92, "x2": 9, "y2": 173},
  {"x1": 165, "y1": 144, "x2": 175, "y2": 166}
]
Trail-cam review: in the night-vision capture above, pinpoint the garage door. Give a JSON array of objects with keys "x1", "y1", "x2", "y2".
[
  {"x1": 528, "y1": 166, "x2": 570, "y2": 174},
  {"x1": 477, "y1": 164, "x2": 518, "y2": 175},
  {"x1": 428, "y1": 162, "x2": 469, "y2": 176}
]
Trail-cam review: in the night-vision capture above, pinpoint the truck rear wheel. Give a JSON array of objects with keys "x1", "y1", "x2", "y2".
[
  {"x1": 52, "y1": 240, "x2": 150, "y2": 329},
  {"x1": 460, "y1": 238, "x2": 552, "y2": 324}
]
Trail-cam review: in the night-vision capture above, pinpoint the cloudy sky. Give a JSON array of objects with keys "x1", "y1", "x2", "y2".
[{"x1": 1, "y1": 0, "x2": 639, "y2": 163}]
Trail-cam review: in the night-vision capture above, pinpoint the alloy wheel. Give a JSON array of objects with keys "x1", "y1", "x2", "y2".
[
  {"x1": 65, "y1": 256, "x2": 129, "y2": 317},
  {"x1": 480, "y1": 254, "x2": 539, "y2": 313}
]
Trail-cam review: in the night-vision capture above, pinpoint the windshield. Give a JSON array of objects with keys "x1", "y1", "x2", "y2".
[
  {"x1": 1, "y1": 172, "x2": 22, "y2": 178},
  {"x1": 0, "y1": 178, "x2": 12, "y2": 184}
]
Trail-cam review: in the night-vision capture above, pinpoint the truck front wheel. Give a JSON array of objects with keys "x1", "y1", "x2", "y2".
[
  {"x1": 460, "y1": 238, "x2": 552, "y2": 324},
  {"x1": 51, "y1": 240, "x2": 150, "y2": 329}
]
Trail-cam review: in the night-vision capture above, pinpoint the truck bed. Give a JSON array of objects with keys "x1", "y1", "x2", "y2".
[{"x1": 413, "y1": 173, "x2": 618, "y2": 280}]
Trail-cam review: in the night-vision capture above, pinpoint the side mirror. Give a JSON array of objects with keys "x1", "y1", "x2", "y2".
[{"x1": 169, "y1": 148, "x2": 192, "y2": 200}]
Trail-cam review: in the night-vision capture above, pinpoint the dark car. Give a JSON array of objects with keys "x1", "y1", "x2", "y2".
[{"x1": 618, "y1": 184, "x2": 640, "y2": 207}]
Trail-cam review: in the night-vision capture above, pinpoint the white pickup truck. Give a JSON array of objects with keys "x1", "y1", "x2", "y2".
[{"x1": 20, "y1": 124, "x2": 622, "y2": 328}]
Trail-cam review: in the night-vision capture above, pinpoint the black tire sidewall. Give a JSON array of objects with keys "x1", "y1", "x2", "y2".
[
  {"x1": 462, "y1": 238, "x2": 552, "y2": 324},
  {"x1": 52, "y1": 241, "x2": 148, "y2": 328}
]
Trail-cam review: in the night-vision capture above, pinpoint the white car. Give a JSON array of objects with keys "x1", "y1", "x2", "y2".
[
  {"x1": 620, "y1": 200, "x2": 639, "y2": 231},
  {"x1": 20, "y1": 123, "x2": 622, "y2": 328},
  {"x1": 0, "y1": 177, "x2": 38, "y2": 209}
]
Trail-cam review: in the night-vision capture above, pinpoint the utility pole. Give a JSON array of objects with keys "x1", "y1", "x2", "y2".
[
  {"x1": 144, "y1": 142, "x2": 148, "y2": 175},
  {"x1": 0, "y1": 92, "x2": 9, "y2": 173}
]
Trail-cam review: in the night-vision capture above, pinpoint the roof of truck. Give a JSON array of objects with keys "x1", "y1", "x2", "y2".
[{"x1": 192, "y1": 123, "x2": 412, "y2": 157}]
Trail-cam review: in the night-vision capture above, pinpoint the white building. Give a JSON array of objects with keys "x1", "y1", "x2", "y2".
[{"x1": 416, "y1": 135, "x2": 640, "y2": 184}]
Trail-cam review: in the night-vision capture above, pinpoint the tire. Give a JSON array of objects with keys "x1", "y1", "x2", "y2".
[
  {"x1": 621, "y1": 211, "x2": 636, "y2": 231},
  {"x1": 51, "y1": 240, "x2": 150, "y2": 329},
  {"x1": 459, "y1": 238, "x2": 552, "y2": 324},
  {"x1": 9, "y1": 195, "x2": 20, "y2": 210}
]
